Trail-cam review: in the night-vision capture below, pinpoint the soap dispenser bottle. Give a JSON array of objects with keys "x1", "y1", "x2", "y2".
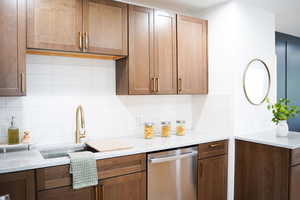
[{"x1": 7, "y1": 116, "x2": 20, "y2": 145}]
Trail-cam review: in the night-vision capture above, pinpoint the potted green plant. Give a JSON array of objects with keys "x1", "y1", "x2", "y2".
[{"x1": 266, "y1": 98, "x2": 300, "y2": 137}]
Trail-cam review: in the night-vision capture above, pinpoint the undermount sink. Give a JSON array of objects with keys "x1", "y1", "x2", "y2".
[{"x1": 40, "y1": 146, "x2": 96, "y2": 159}]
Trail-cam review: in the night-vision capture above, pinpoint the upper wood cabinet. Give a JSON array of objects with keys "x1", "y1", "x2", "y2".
[
  {"x1": 83, "y1": 0, "x2": 128, "y2": 55},
  {"x1": 0, "y1": 170, "x2": 36, "y2": 200},
  {"x1": 154, "y1": 10, "x2": 177, "y2": 94},
  {"x1": 116, "y1": 6, "x2": 178, "y2": 95},
  {"x1": 27, "y1": 0, "x2": 128, "y2": 56},
  {"x1": 27, "y1": 0, "x2": 83, "y2": 52},
  {"x1": 0, "y1": 0, "x2": 26, "y2": 96},
  {"x1": 177, "y1": 15, "x2": 208, "y2": 94}
]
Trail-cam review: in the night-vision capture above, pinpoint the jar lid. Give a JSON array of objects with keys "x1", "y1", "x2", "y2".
[
  {"x1": 176, "y1": 120, "x2": 186, "y2": 123},
  {"x1": 161, "y1": 121, "x2": 171, "y2": 125},
  {"x1": 144, "y1": 122, "x2": 154, "y2": 126}
]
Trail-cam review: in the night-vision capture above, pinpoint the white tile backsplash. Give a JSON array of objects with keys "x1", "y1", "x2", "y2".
[{"x1": 0, "y1": 55, "x2": 193, "y2": 145}]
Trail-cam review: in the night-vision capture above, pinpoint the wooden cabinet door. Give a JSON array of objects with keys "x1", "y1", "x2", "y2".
[
  {"x1": 99, "y1": 172, "x2": 146, "y2": 200},
  {"x1": 0, "y1": 0, "x2": 26, "y2": 96},
  {"x1": 27, "y1": 0, "x2": 83, "y2": 52},
  {"x1": 128, "y1": 5, "x2": 154, "y2": 95},
  {"x1": 290, "y1": 164, "x2": 300, "y2": 200},
  {"x1": 198, "y1": 155, "x2": 227, "y2": 200},
  {"x1": 0, "y1": 171, "x2": 35, "y2": 200},
  {"x1": 38, "y1": 186, "x2": 96, "y2": 200},
  {"x1": 154, "y1": 10, "x2": 177, "y2": 94},
  {"x1": 177, "y1": 15, "x2": 208, "y2": 94},
  {"x1": 83, "y1": 0, "x2": 128, "y2": 56}
]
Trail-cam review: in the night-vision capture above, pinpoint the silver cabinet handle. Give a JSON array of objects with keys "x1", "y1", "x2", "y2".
[
  {"x1": 149, "y1": 151, "x2": 198, "y2": 164},
  {"x1": 21, "y1": 72, "x2": 25, "y2": 93},
  {"x1": 0, "y1": 194, "x2": 10, "y2": 200}
]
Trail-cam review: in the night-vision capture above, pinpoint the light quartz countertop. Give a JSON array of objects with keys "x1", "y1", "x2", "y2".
[
  {"x1": 235, "y1": 131, "x2": 300, "y2": 149},
  {"x1": 0, "y1": 132, "x2": 229, "y2": 174}
]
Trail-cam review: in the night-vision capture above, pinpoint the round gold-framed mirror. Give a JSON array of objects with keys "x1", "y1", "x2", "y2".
[{"x1": 243, "y1": 59, "x2": 271, "y2": 105}]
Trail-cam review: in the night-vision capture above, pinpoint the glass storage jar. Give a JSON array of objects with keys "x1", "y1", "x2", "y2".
[
  {"x1": 176, "y1": 120, "x2": 186, "y2": 136},
  {"x1": 144, "y1": 122, "x2": 154, "y2": 139},
  {"x1": 161, "y1": 121, "x2": 171, "y2": 137}
]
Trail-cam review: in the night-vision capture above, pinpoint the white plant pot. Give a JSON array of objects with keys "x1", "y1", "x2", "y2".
[{"x1": 276, "y1": 120, "x2": 289, "y2": 137}]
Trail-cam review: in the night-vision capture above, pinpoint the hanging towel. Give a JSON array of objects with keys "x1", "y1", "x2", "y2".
[{"x1": 68, "y1": 151, "x2": 98, "y2": 190}]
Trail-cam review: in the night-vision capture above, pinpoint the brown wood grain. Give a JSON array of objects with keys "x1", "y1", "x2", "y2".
[
  {"x1": 97, "y1": 154, "x2": 146, "y2": 179},
  {"x1": 154, "y1": 10, "x2": 177, "y2": 94},
  {"x1": 198, "y1": 140, "x2": 228, "y2": 159},
  {"x1": 128, "y1": 5, "x2": 155, "y2": 95},
  {"x1": 37, "y1": 186, "x2": 96, "y2": 200},
  {"x1": 177, "y1": 15, "x2": 208, "y2": 94},
  {"x1": 98, "y1": 172, "x2": 146, "y2": 200},
  {"x1": 198, "y1": 155, "x2": 228, "y2": 200},
  {"x1": 0, "y1": 0, "x2": 26, "y2": 96},
  {"x1": 27, "y1": 0, "x2": 83, "y2": 52},
  {"x1": 0, "y1": 170, "x2": 35, "y2": 200},
  {"x1": 83, "y1": 0, "x2": 128, "y2": 56},
  {"x1": 235, "y1": 140, "x2": 290, "y2": 200}
]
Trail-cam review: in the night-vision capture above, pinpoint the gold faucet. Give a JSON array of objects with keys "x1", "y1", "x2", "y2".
[{"x1": 75, "y1": 105, "x2": 87, "y2": 144}]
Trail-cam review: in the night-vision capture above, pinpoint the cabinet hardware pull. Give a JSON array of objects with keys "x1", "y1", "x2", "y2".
[
  {"x1": 199, "y1": 163, "x2": 203, "y2": 178},
  {"x1": 209, "y1": 144, "x2": 219, "y2": 148},
  {"x1": 84, "y1": 32, "x2": 89, "y2": 52},
  {"x1": 156, "y1": 78, "x2": 159, "y2": 92},
  {"x1": 95, "y1": 186, "x2": 98, "y2": 200},
  {"x1": 178, "y1": 78, "x2": 182, "y2": 93},
  {"x1": 151, "y1": 77, "x2": 156, "y2": 93},
  {"x1": 21, "y1": 72, "x2": 25, "y2": 93},
  {"x1": 79, "y1": 32, "x2": 83, "y2": 50}
]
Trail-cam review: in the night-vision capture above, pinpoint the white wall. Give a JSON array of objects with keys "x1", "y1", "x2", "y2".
[
  {"x1": 193, "y1": 1, "x2": 276, "y2": 200},
  {"x1": 0, "y1": 55, "x2": 193, "y2": 144}
]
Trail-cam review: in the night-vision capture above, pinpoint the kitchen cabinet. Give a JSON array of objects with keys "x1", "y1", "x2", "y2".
[
  {"x1": 198, "y1": 140, "x2": 228, "y2": 200},
  {"x1": 27, "y1": 0, "x2": 128, "y2": 56},
  {"x1": 154, "y1": 10, "x2": 177, "y2": 94},
  {"x1": 38, "y1": 186, "x2": 96, "y2": 200},
  {"x1": 83, "y1": 0, "x2": 128, "y2": 55},
  {"x1": 98, "y1": 172, "x2": 146, "y2": 200},
  {"x1": 116, "y1": 6, "x2": 178, "y2": 95},
  {"x1": 235, "y1": 140, "x2": 291, "y2": 200},
  {"x1": 0, "y1": 0, "x2": 26, "y2": 96},
  {"x1": 0, "y1": 170, "x2": 35, "y2": 200},
  {"x1": 116, "y1": 10, "x2": 208, "y2": 95},
  {"x1": 177, "y1": 15, "x2": 208, "y2": 94}
]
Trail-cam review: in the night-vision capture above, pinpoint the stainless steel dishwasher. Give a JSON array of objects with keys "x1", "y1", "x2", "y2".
[{"x1": 147, "y1": 146, "x2": 198, "y2": 200}]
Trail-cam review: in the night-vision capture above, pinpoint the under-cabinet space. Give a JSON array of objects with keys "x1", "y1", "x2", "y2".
[
  {"x1": 0, "y1": 0, "x2": 26, "y2": 96},
  {"x1": 0, "y1": 170, "x2": 35, "y2": 200}
]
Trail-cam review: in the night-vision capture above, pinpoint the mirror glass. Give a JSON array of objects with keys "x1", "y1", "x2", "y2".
[{"x1": 243, "y1": 59, "x2": 270, "y2": 105}]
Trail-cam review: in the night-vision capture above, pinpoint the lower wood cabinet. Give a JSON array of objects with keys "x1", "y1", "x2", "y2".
[
  {"x1": 98, "y1": 172, "x2": 146, "y2": 200},
  {"x1": 198, "y1": 155, "x2": 228, "y2": 200},
  {"x1": 0, "y1": 170, "x2": 35, "y2": 200},
  {"x1": 198, "y1": 141, "x2": 228, "y2": 200},
  {"x1": 38, "y1": 186, "x2": 96, "y2": 200},
  {"x1": 235, "y1": 140, "x2": 292, "y2": 200}
]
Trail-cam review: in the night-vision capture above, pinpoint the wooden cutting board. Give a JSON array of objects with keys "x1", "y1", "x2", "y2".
[{"x1": 86, "y1": 139, "x2": 133, "y2": 152}]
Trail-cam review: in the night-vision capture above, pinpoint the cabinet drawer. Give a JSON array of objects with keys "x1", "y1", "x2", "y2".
[
  {"x1": 291, "y1": 148, "x2": 300, "y2": 166},
  {"x1": 37, "y1": 186, "x2": 95, "y2": 200},
  {"x1": 36, "y1": 165, "x2": 71, "y2": 191},
  {"x1": 198, "y1": 140, "x2": 228, "y2": 159},
  {"x1": 97, "y1": 154, "x2": 146, "y2": 179}
]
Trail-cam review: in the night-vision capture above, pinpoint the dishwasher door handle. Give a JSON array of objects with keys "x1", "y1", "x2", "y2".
[{"x1": 148, "y1": 151, "x2": 198, "y2": 164}]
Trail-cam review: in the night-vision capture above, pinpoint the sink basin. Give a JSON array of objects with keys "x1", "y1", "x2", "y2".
[{"x1": 40, "y1": 146, "x2": 95, "y2": 159}]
